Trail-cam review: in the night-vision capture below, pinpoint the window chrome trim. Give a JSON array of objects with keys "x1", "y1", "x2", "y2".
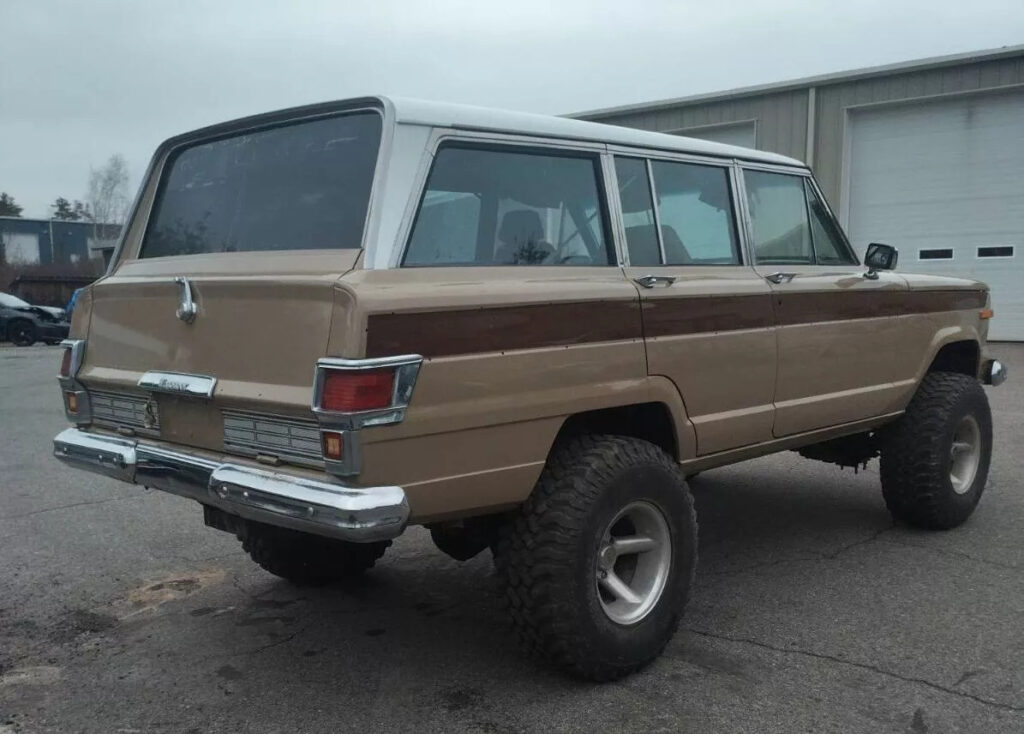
[
  {"x1": 311, "y1": 354, "x2": 423, "y2": 430},
  {"x1": 599, "y1": 152, "x2": 630, "y2": 267},
  {"x1": 645, "y1": 159, "x2": 669, "y2": 265},
  {"x1": 138, "y1": 371, "x2": 217, "y2": 399},
  {"x1": 728, "y1": 164, "x2": 753, "y2": 268}
]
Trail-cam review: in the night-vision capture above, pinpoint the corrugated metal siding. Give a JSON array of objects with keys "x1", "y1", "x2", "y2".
[
  {"x1": 815, "y1": 55, "x2": 1024, "y2": 206},
  {"x1": 595, "y1": 90, "x2": 809, "y2": 163},
  {"x1": 585, "y1": 52, "x2": 1024, "y2": 211}
]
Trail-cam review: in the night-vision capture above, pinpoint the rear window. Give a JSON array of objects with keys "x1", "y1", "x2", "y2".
[{"x1": 140, "y1": 112, "x2": 381, "y2": 258}]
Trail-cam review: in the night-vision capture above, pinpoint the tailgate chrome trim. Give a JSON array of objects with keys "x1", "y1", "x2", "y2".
[
  {"x1": 53, "y1": 428, "x2": 408, "y2": 542},
  {"x1": 138, "y1": 371, "x2": 217, "y2": 399}
]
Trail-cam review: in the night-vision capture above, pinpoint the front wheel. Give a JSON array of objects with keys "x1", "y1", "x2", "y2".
[
  {"x1": 880, "y1": 371, "x2": 992, "y2": 530},
  {"x1": 8, "y1": 320, "x2": 37, "y2": 347},
  {"x1": 494, "y1": 435, "x2": 697, "y2": 681}
]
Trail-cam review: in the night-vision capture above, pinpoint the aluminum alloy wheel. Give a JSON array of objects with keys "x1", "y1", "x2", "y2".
[
  {"x1": 595, "y1": 500, "x2": 672, "y2": 625},
  {"x1": 949, "y1": 415, "x2": 982, "y2": 495}
]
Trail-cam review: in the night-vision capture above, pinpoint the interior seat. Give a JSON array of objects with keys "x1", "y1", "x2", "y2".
[{"x1": 494, "y1": 210, "x2": 553, "y2": 265}]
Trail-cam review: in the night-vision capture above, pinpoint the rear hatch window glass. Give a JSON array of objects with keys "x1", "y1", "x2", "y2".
[{"x1": 141, "y1": 112, "x2": 381, "y2": 258}]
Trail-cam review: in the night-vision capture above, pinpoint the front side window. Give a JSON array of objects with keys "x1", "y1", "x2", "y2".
[
  {"x1": 650, "y1": 161, "x2": 740, "y2": 265},
  {"x1": 403, "y1": 145, "x2": 612, "y2": 267},
  {"x1": 744, "y1": 170, "x2": 814, "y2": 265},
  {"x1": 804, "y1": 181, "x2": 856, "y2": 265},
  {"x1": 141, "y1": 112, "x2": 382, "y2": 258}
]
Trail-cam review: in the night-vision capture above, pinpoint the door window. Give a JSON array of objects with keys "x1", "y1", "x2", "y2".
[
  {"x1": 614, "y1": 157, "x2": 660, "y2": 266},
  {"x1": 614, "y1": 156, "x2": 741, "y2": 266},
  {"x1": 403, "y1": 145, "x2": 612, "y2": 266},
  {"x1": 650, "y1": 161, "x2": 740, "y2": 265},
  {"x1": 744, "y1": 171, "x2": 814, "y2": 265}
]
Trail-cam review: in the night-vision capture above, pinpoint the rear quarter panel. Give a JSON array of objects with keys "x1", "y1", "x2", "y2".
[{"x1": 332, "y1": 266, "x2": 693, "y2": 522}]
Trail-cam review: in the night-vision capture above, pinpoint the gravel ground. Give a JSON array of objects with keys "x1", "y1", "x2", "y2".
[{"x1": 1, "y1": 343, "x2": 1022, "y2": 733}]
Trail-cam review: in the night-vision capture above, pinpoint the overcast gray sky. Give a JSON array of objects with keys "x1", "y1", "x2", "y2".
[{"x1": 2, "y1": 0, "x2": 1022, "y2": 218}]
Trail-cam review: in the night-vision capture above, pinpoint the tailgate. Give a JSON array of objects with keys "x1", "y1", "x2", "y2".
[{"x1": 80, "y1": 251, "x2": 358, "y2": 453}]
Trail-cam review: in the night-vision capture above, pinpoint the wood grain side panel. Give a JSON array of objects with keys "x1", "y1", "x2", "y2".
[{"x1": 366, "y1": 300, "x2": 642, "y2": 358}]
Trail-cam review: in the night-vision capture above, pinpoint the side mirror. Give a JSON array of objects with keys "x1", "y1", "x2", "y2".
[{"x1": 864, "y1": 242, "x2": 898, "y2": 277}]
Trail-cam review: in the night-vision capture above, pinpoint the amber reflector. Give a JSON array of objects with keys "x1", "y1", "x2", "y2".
[
  {"x1": 320, "y1": 369, "x2": 394, "y2": 412},
  {"x1": 59, "y1": 347, "x2": 73, "y2": 377},
  {"x1": 322, "y1": 431, "x2": 343, "y2": 460},
  {"x1": 979, "y1": 308, "x2": 995, "y2": 320},
  {"x1": 66, "y1": 392, "x2": 78, "y2": 414}
]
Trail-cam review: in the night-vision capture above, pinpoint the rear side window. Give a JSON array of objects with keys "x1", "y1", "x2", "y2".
[
  {"x1": 650, "y1": 161, "x2": 740, "y2": 265},
  {"x1": 744, "y1": 171, "x2": 813, "y2": 265},
  {"x1": 141, "y1": 112, "x2": 382, "y2": 258},
  {"x1": 403, "y1": 145, "x2": 612, "y2": 266}
]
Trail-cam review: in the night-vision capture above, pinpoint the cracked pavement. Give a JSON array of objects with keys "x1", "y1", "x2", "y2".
[{"x1": 2, "y1": 343, "x2": 1023, "y2": 733}]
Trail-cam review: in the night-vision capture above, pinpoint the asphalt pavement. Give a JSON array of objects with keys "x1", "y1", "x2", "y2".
[{"x1": 1, "y1": 343, "x2": 1022, "y2": 733}]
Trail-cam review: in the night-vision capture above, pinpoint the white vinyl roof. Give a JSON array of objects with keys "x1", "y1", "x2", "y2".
[{"x1": 383, "y1": 95, "x2": 804, "y2": 167}]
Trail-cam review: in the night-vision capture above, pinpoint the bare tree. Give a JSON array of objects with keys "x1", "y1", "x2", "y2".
[{"x1": 85, "y1": 154, "x2": 131, "y2": 244}]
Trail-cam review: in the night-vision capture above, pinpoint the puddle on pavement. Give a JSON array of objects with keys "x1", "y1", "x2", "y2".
[{"x1": 109, "y1": 568, "x2": 226, "y2": 619}]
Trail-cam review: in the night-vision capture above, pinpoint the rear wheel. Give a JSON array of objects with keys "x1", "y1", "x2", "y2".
[
  {"x1": 494, "y1": 435, "x2": 697, "y2": 681},
  {"x1": 880, "y1": 371, "x2": 992, "y2": 530},
  {"x1": 241, "y1": 522, "x2": 390, "y2": 586},
  {"x1": 8, "y1": 320, "x2": 36, "y2": 347}
]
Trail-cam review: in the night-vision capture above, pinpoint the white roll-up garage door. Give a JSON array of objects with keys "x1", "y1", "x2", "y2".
[{"x1": 845, "y1": 90, "x2": 1024, "y2": 341}]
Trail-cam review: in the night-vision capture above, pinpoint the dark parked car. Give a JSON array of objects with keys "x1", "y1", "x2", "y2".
[{"x1": 0, "y1": 292, "x2": 69, "y2": 346}]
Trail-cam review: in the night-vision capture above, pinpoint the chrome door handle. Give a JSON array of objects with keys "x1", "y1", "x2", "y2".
[
  {"x1": 765, "y1": 272, "x2": 796, "y2": 285},
  {"x1": 634, "y1": 274, "x2": 677, "y2": 289},
  {"x1": 174, "y1": 276, "x2": 197, "y2": 324}
]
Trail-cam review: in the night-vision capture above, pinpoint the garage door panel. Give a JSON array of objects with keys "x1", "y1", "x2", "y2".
[{"x1": 847, "y1": 90, "x2": 1024, "y2": 341}]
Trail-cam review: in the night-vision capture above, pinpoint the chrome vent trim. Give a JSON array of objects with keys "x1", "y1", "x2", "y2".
[
  {"x1": 91, "y1": 390, "x2": 159, "y2": 431},
  {"x1": 222, "y1": 410, "x2": 322, "y2": 468}
]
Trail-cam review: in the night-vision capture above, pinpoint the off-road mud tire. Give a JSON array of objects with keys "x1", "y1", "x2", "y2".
[
  {"x1": 241, "y1": 522, "x2": 390, "y2": 586},
  {"x1": 880, "y1": 371, "x2": 992, "y2": 530},
  {"x1": 494, "y1": 435, "x2": 697, "y2": 681}
]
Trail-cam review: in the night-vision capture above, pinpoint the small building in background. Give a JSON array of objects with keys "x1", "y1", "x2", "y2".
[
  {"x1": 574, "y1": 45, "x2": 1024, "y2": 341},
  {"x1": 0, "y1": 216, "x2": 120, "y2": 268}
]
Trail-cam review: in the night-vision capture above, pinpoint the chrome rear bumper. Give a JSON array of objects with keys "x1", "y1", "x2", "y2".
[{"x1": 52, "y1": 428, "x2": 408, "y2": 542}]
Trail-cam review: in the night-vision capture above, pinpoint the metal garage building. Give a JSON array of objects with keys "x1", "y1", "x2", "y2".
[{"x1": 575, "y1": 45, "x2": 1024, "y2": 341}]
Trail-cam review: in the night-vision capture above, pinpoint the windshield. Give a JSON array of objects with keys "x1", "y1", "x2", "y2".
[
  {"x1": 0, "y1": 292, "x2": 31, "y2": 308},
  {"x1": 140, "y1": 111, "x2": 382, "y2": 258}
]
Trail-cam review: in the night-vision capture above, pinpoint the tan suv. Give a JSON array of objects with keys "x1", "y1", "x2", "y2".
[{"x1": 53, "y1": 96, "x2": 1007, "y2": 680}]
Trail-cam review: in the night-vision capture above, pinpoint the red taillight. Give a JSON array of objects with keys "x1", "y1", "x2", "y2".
[
  {"x1": 59, "y1": 347, "x2": 72, "y2": 377},
  {"x1": 320, "y1": 369, "x2": 395, "y2": 413}
]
